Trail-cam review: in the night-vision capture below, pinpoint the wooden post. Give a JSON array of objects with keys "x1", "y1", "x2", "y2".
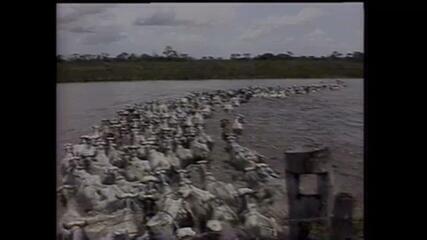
[
  {"x1": 284, "y1": 145, "x2": 334, "y2": 240},
  {"x1": 331, "y1": 193, "x2": 355, "y2": 240}
]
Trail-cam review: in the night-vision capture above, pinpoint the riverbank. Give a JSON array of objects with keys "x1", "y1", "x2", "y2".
[{"x1": 57, "y1": 59, "x2": 363, "y2": 83}]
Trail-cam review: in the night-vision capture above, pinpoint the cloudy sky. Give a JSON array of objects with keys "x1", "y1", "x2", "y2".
[{"x1": 57, "y1": 3, "x2": 363, "y2": 58}]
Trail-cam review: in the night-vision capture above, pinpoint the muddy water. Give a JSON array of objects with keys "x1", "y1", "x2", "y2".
[
  {"x1": 57, "y1": 78, "x2": 363, "y2": 218},
  {"x1": 221, "y1": 85, "x2": 364, "y2": 218}
]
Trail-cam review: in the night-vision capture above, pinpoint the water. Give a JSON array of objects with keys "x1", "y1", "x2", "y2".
[
  {"x1": 57, "y1": 78, "x2": 364, "y2": 218},
  {"x1": 57, "y1": 79, "x2": 363, "y2": 159}
]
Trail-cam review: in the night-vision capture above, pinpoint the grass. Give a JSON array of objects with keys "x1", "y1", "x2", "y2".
[
  {"x1": 57, "y1": 59, "x2": 363, "y2": 83},
  {"x1": 309, "y1": 218, "x2": 364, "y2": 240}
]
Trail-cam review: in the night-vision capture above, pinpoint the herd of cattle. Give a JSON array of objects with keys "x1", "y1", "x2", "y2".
[{"x1": 58, "y1": 81, "x2": 346, "y2": 240}]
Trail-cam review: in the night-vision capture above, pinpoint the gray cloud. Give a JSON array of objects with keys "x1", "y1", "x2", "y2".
[
  {"x1": 81, "y1": 31, "x2": 127, "y2": 45},
  {"x1": 67, "y1": 26, "x2": 96, "y2": 33},
  {"x1": 239, "y1": 7, "x2": 324, "y2": 41},
  {"x1": 76, "y1": 25, "x2": 128, "y2": 45},
  {"x1": 305, "y1": 28, "x2": 333, "y2": 42},
  {"x1": 58, "y1": 4, "x2": 115, "y2": 25},
  {"x1": 57, "y1": 3, "x2": 363, "y2": 57},
  {"x1": 134, "y1": 10, "x2": 197, "y2": 26}
]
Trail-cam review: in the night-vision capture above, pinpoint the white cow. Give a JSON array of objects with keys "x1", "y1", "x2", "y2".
[
  {"x1": 175, "y1": 143, "x2": 194, "y2": 167},
  {"x1": 242, "y1": 203, "x2": 278, "y2": 240},
  {"x1": 147, "y1": 148, "x2": 171, "y2": 171}
]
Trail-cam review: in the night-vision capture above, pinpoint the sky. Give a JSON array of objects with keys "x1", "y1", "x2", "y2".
[{"x1": 57, "y1": 3, "x2": 364, "y2": 58}]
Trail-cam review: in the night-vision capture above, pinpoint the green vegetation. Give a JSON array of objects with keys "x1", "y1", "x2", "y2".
[
  {"x1": 304, "y1": 218, "x2": 364, "y2": 240},
  {"x1": 57, "y1": 46, "x2": 363, "y2": 83},
  {"x1": 58, "y1": 59, "x2": 362, "y2": 83}
]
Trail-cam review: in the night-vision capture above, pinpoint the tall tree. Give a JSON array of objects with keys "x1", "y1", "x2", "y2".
[{"x1": 162, "y1": 46, "x2": 178, "y2": 58}]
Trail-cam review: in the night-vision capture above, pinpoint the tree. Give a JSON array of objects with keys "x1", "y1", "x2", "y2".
[
  {"x1": 80, "y1": 54, "x2": 96, "y2": 61},
  {"x1": 100, "y1": 53, "x2": 110, "y2": 61},
  {"x1": 128, "y1": 53, "x2": 138, "y2": 61},
  {"x1": 329, "y1": 51, "x2": 343, "y2": 59},
  {"x1": 243, "y1": 53, "x2": 251, "y2": 59},
  {"x1": 276, "y1": 53, "x2": 291, "y2": 59},
  {"x1": 230, "y1": 53, "x2": 241, "y2": 60},
  {"x1": 151, "y1": 52, "x2": 163, "y2": 60},
  {"x1": 116, "y1": 52, "x2": 130, "y2": 61},
  {"x1": 71, "y1": 53, "x2": 80, "y2": 61},
  {"x1": 57, "y1": 55, "x2": 65, "y2": 62},
  {"x1": 139, "y1": 53, "x2": 153, "y2": 61},
  {"x1": 162, "y1": 46, "x2": 178, "y2": 58},
  {"x1": 179, "y1": 53, "x2": 193, "y2": 60},
  {"x1": 254, "y1": 53, "x2": 275, "y2": 60},
  {"x1": 351, "y1": 51, "x2": 363, "y2": 61}
]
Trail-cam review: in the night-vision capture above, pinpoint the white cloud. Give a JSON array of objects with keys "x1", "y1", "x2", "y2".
[
  {"x1": 79, "y1": 25, "x2": 128, "y2": 45},
  {"x1": 239, "y1": 7, "x2": 325, "y2": 41},
  {"x1": 305, "y1": 28, "x2": 333, "y2": 42},
  {"x1": 134, "y1": 10, "x2": 195, "y2": 26}
]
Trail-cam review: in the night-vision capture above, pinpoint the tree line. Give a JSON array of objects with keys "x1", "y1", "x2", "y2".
[{"x1": 57, "y1": 46, "x2": 363, "y2": 63}]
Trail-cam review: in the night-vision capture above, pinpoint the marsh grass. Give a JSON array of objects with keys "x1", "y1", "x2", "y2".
[{"x1": 57, "y1": 59, "x2": 363, "y2": 83}]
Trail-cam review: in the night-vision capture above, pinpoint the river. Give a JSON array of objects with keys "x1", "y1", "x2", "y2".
[
  {"x1": 57, "y1": 78, "x2": 364, "y2": 218},
  {"x1": 57, "y1": 79, "x2": 362, "y2": 155}
]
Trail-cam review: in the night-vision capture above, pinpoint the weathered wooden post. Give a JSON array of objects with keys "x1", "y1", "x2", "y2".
[
  {"x1": 331, "y1": 192, "x2": 355, "y2": 240},
  {"x1": 284, "y1": 145, "x2": 334, "y2": 240}
]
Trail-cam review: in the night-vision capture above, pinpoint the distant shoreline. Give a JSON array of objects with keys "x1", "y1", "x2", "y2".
[
  {"x1": 57, "y1": 77, "x2": 362, "y2": 84},
  {"x1": 57, "y1": 59, "x2": 363, "y2": 83}
]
